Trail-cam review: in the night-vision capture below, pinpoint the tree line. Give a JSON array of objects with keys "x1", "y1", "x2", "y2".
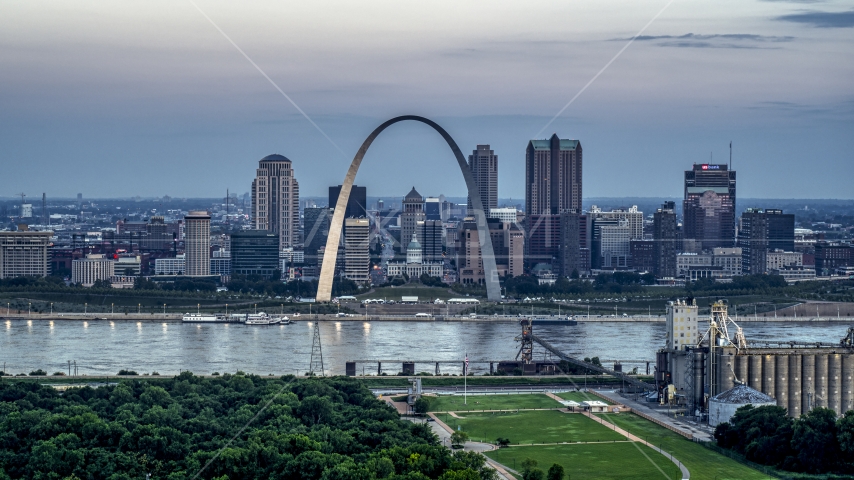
[
  {"x1": 714, "y1": 404, "x2": 854, "y2": 475},
  {"x1": 0, "y1": 375, "x2": 497, "y2": 479}
]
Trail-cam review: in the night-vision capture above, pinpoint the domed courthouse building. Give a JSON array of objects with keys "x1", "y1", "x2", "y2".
[{"x1": 386, "y1": 233, "x2": 443, "y2": 279}]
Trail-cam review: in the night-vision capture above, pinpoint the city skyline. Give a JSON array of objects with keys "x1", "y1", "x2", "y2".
[{"x1": 1, "y1": 1, "x2": 852, "y2": 199}]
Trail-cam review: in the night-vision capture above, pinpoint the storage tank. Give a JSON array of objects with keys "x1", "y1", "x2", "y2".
[
  {"x1": 816, "y1": 355, "x2": 829, "y2": 409},
  {"x1": 802, "y1": 354, "x2": 815, "y2": 413},
  {"x1": 829, "y1": 354, "x2": 841, "y2": 414},
  {"x1": 788, "y1": 355, "x2": 802, "y2": 417},
  {"x1": 749, "y1": 355, "x2": 762, "y2": 391},
  {"x1": 709, "y1": 384, "x2": 776, "y2": 427},
  {"x1": 720, "y1": 352, "x2": 736, "y2": 393},
  {"x1": 735, "y1": 355, "x2": 749, "y2": 387},
  {"x1": 693, "y1": 350, "x2": 704, "y2": 411},
  {"x1": 844, "y1": 355, "x2": 854, "y2": 414},
  {"x1": 775, "y1": 355, "x2": 788, "y2": 413},
  {"x1": 762, "y1": 355, "x2": 776, "y2": 398}
]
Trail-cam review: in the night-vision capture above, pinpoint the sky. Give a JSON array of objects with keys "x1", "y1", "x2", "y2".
[{"x1": 1, "y1": 0, "x2": 852, "y2": 201}]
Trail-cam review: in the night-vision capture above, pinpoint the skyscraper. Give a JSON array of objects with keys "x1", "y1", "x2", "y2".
[
  {"x1": 738, "y1": 208, "x2": 795, "y2": 275},
  {"x1": 231, "y1": 231, "x2": 279, "y2": 277},
  {"x1": 683, "y1": 164, "x2": 736, "y2": 250},
  {"x1": 184, "y1": 211, "x2": 210, "y2": 276},
  {"x1": 329, "y1": 184, "x2": 367, "y2": 220},
  {"x1": 303, "y1": 207, "x2": 330, "y2": 266},
  {"x1": 400, "y1": 187, "x2": 425, "y2": 254},
  {"x1": 525, "y1": 134, "x2": 582, "y2": 216},
  {"x1": 653, "y1": 201, "x2": 678, "y2": 278},
  {"x1": 525, "y1": 134, "x2": 582, "y2": 270},
  {"x1": 467, "y1": 145, "x2": 498, "y2": 215},
  {"x1": 421, "y1": 219, "x2": 444, "y2": 263},
  {"x1": 344, "y1": 218, "x2": 370, "y2": 284},
  {"x1": 251, "y1": 154, "x2": 300, "y2": 250}
]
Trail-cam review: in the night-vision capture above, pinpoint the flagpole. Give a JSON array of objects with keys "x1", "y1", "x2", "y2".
[{"x1": 464, "y1": 350, "x2": 467, "y2": 405}]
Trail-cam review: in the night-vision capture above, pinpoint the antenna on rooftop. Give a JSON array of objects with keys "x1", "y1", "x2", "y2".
[{"x1": 729, "y1": 141, "x2": 732, "y2": 169}]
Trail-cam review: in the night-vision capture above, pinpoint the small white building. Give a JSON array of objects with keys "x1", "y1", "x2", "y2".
[
  {"x1": 708, "y1": 384, "x2": 776, "y2": 427},
  {"x1": 581, "y1": 400, "x2": 609, "y2": 413}
]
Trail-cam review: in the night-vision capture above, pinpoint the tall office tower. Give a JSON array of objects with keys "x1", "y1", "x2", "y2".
[
  {"x1": 525, "y1": 134, "x2": 582, "y2": 269},
  {"x1": 738, "y1": 208, "x2": 795, "y2": 275},
  {"x1": 329, "y1": 184, "x2": 367, "y2": 219},
  {"x1": 766, "y1": 209, "x2": 795, "y2": 252},
  {"x1": 653, "y1": 201, "x2": 678, "y2": 278},
  {"x1": 526, "y1": 214, "x2": 561, "y2": 268},
  {"x1": 683, "y1": 163, "x2": 736, "y2": 250},
  {"x1": 525, "y1": 134, "x2": 582, "y2": 216},
  {"x1": 425, "y1": 197, "x2": 442, "y2": 220},
  {"x1": 184, "y1": 211, "x2": 211, "y2": 276},
  {"x1": 303, "y1": 207, "x2": 330, "y2": 266},
  {"x1": 76, "y1": 193, "x2": 83, "y2": 210},
  {"x1": 467, "y1": 145, "x2": 498, "y2": 215},
  {"x1": 421, "y1": 220, "x2": 444, "y2": 263},
  {"x1": 231, "y1": 231, "x2": 279, "y2": 277},
  {"x1": 0, "y1": 231, "x2": 52, "y2": 279},
  {"x1": 251, "y1": 154, "x2": 300, "y2": 250},
  {"x1": 559, "y1": 211, "x2": 581, "y2": 277},
  {"x1": 400, "y1": 187, "x2": 425, "y2": 254},
  {"x1": 343, "y1": 218, "x2": 370, "y2": 284},
  {"x1": 586, "y1": 206, "x2": 643, "y2": 243},
  {"x1": 591, "y1": 218, "x2": 631, "y2": 269}
]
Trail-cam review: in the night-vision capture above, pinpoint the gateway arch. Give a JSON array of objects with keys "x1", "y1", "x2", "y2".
[{"x1": 316, "y1": 115, "x2": 501, "y2": 302}]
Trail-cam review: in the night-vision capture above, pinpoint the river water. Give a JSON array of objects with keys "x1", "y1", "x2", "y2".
[{"x1": 2, "y1": 319, "x2": 852, "y2": 376}]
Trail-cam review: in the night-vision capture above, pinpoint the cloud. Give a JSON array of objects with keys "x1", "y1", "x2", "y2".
[
  {"x1": 746, "y1": 99, "x2": 854, "y2": 117},
  {"x1": 626, "y1": 33, "x2": 794, "y2": 43},
  {"x1": 776, "y1": 9, "x2": 854, "y2": 27},
  {"x1": 611, "y1": 33, "x2": 794, "y2": 49}
]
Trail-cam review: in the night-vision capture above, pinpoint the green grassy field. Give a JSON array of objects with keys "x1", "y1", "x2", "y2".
[
  {"x1": 555, "y1": 391, "x2": 609, "y2": 404},
  {"x1": 427, "y1": 393, "x2": 563, "y2": 412},
  {"x1": 357, "y1": 286, "x2": 457, "y2": 300},
  {"x1": 595, "y1": 413, "x2": 773, "y2": 480},
  {"x1": 487, "y1": 443, "x2": 681, "y2": 480},
  {"x1": 439, "y1": 410, "x2": 624, "y2": 444}
]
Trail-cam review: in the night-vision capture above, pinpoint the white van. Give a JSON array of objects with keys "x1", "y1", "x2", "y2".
[{"x1": 414, "y1": 313, "x2": 432, "y2": 318}]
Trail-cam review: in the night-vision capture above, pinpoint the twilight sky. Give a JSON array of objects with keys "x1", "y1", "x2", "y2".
[{"x1": 1, "y1": 0, "x2": 852, "y2": 200}]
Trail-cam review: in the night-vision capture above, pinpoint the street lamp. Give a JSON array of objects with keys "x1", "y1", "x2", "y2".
[
  {"x1": 50, "y1": 303, "x2": 53, "y2": 315},
  {"x1": 28, "y1": 303, "x2": 31, "y2": 316},
  {"x1": 111, "y1": 303, "x2": 114, "y2": 315},
  {"x1": 225, "y1": 304, "x2": 228, "y2": 316},
  {"x1": 163, "y1": 304, "x2": 166, "y2": 314},
  {"x1": 138, "y1": 303, "x2": 141, "y2": 314},
  {"x1": 197, "y1": 303, "x2": 200, "y2": 315}
]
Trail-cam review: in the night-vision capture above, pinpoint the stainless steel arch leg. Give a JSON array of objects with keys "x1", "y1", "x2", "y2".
[{"x1": 316, "y1": 115, "x2": 501, "y2": 302}]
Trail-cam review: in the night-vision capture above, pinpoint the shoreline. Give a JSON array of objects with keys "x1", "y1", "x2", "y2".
[{"x1": 2, "y1": 314, "x2": 852, "y2": 323}]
